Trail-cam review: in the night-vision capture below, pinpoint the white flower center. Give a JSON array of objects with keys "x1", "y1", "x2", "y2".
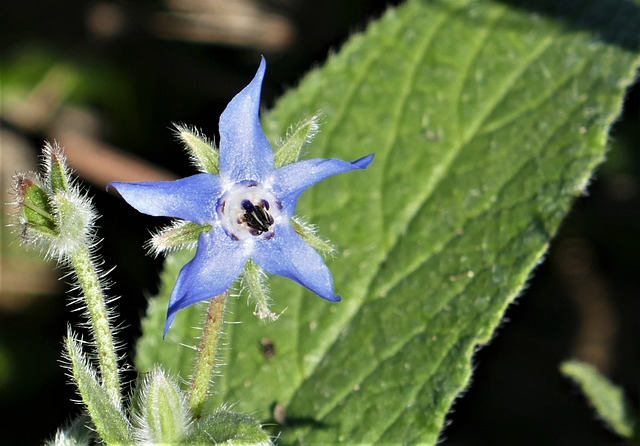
[{"x1": 217, "y1": 180, "x2": 281, "y2": 241}]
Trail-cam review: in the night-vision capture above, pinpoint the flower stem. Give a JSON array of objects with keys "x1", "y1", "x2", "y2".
[
  {"x1": 188, "y1": 292, "x2": 228, "y2": 418},
  {"x1": 68, "y1": 245, "x2": 121, "y2": 408}
]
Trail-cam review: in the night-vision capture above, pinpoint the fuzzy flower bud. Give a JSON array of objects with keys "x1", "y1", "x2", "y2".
[
  {"x1": 11, "y1": 142, "x2": 97, "y2": 261},
  {"x1": 132, "y1": 368, "x2": 191, "y2": 444}
]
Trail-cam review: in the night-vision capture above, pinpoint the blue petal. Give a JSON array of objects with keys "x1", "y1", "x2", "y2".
[
  {"x1": 164, "y1": 226, "x2": 248, "y2": 335},
  {"x1": 271, "y1": 154, "x2": 374, "y2": 212},
  {"x1": 219, "y1": 57, "x2": 274, "y2": 183},
  {"x1": 109, "y1": 174, "x2": 222, "y2": 224},
  {"x1": 253, "y1": 223, "x2": 340, "y2": 302}
]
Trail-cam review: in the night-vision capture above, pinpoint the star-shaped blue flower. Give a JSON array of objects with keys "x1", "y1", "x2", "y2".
[{"x1": 110, "y1": 58, "x2": 373, "y2": 335}]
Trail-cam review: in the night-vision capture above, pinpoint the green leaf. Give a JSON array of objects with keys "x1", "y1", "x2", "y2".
[
  {"x1": 134, "y1": 0, "x2": 640, "y2": 443},
  {"x1": 185, "y1": 407, "x2": 272, "y2": 445},
  {"x1": 561, "y1": 360, "x2": 637, "y2": 438},
  {"x1": 64, "y1": 329, "x2": 131, "y2": 444},
  {"x1": 219, "y1": 0, "x2": 640, "y2": 444}
]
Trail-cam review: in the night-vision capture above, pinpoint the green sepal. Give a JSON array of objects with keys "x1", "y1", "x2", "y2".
[
  {"x1": 19, "y1": 177, "x2": 57, "y2": 235},
  {"x1": 242, "y1": 259, "x2": 277, "y2": 321},
  {"x1": 561, "y1": 360, "x2": 637, "y2": 438},
  {"x1": 53, "y1": 192, "x2": 94, "y2": 248},
  {"x1": 184, "y1": 407, "x2": 272, "y2": 445},
  {"x1": 132, "y1": 367, "x2": 191, "y2": 444},
  {"x1": 44, "y1": 415, "x2": 95, "y2": 446},
  {"x1": 48, "y1": 146, "x2": 70, "y2": 193},
  {"x1": 64, "y1": 327, "x2": 131, "y2": 444},
  {"x1": 274, "y1": 115, "x2": 319, "y2": 167},
  {"x1": 149, "y1": 221, "x2": 211, "y2": 256},
  {"x1": 174, "y1": 123, "x2": 220, "y2": 174},
  {"x1": 291, "y1": 216, "x2": 335, "y2": 257}
]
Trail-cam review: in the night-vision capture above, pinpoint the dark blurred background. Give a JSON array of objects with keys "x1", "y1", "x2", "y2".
[{"x1": 1, "y1": 1, "x2": 637, "y2": 444}]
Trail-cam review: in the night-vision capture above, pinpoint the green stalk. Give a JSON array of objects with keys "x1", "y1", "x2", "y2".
[
  {"x1": 69, "y1": 245, "x2": 121, "y2": 408},
  {"x1": 188, "y1": 292, "x2": 228, "y2": 418}
]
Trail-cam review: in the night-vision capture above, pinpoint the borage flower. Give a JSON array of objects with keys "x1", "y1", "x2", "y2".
[{"x1": 110, "y1": 58, "x2": 373, "y2": 335}]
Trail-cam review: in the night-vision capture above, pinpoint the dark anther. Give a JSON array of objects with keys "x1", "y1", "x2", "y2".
[
  {"x1": 241, "y1": 199, "x2": 254, "y2": 212},
  {"x1": 241, "y1": 199, "x2": 274, "y2": 235}
]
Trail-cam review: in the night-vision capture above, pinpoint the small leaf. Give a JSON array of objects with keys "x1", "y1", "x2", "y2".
[
  {"x1": 185, "y1": 407, "x2": 272, "y2": 445},
  {"x1": 132, "y1": 367, "x2": 191, "y2": 443},
  {"x1": 64, "y1": 328, "x2": 131, "y2": 444},
  {"x1": 561, "y1": 360, "x2": 637, "y2": 438}
]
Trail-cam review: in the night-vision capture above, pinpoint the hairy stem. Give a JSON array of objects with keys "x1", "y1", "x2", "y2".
[
  {"x1": 69, "y1": 245, "x2": 121, "y2": 408},
  {"x1": 189, "y1": 292, "x2": 228, "y2": 418}
]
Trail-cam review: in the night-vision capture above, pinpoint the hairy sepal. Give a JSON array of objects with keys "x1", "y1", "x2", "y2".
[
  {"x1": 63, "y1": 328, "x2": 131, "y2": 444},
  {"x1": 274, "y1": 114, "x2": 320, "y2": 167},
  {"x1": 132, "y1": 367, "x2": 192, "y2": 444},
  {"x1": 148, "y1": 220, "x2": 211, "y2": 257},
  {"x1": 174, "y1": 123, "x2": 220, "y2": 174}
]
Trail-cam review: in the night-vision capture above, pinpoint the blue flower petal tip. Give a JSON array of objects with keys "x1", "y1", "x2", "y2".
[
  {"x1": 163, "y1": 313, "x2": 176, "y2": 339},
  {"x1": 328, "y1": 294, "x2": 342, "y2": 303},
  {"x1": 113, "y1": 58, "x2": 373, "y2": 334},
  {"x1": 353, "y1": 154, "x2": 375, "y2": 169}
]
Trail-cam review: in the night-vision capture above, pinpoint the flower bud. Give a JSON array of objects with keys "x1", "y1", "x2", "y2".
[
  {"x1": 132, "y1": 368, "x2": 190, "y2": 444},
  {"x1": 12, "y1": 142, "x2": 97, "y2": 261}
]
